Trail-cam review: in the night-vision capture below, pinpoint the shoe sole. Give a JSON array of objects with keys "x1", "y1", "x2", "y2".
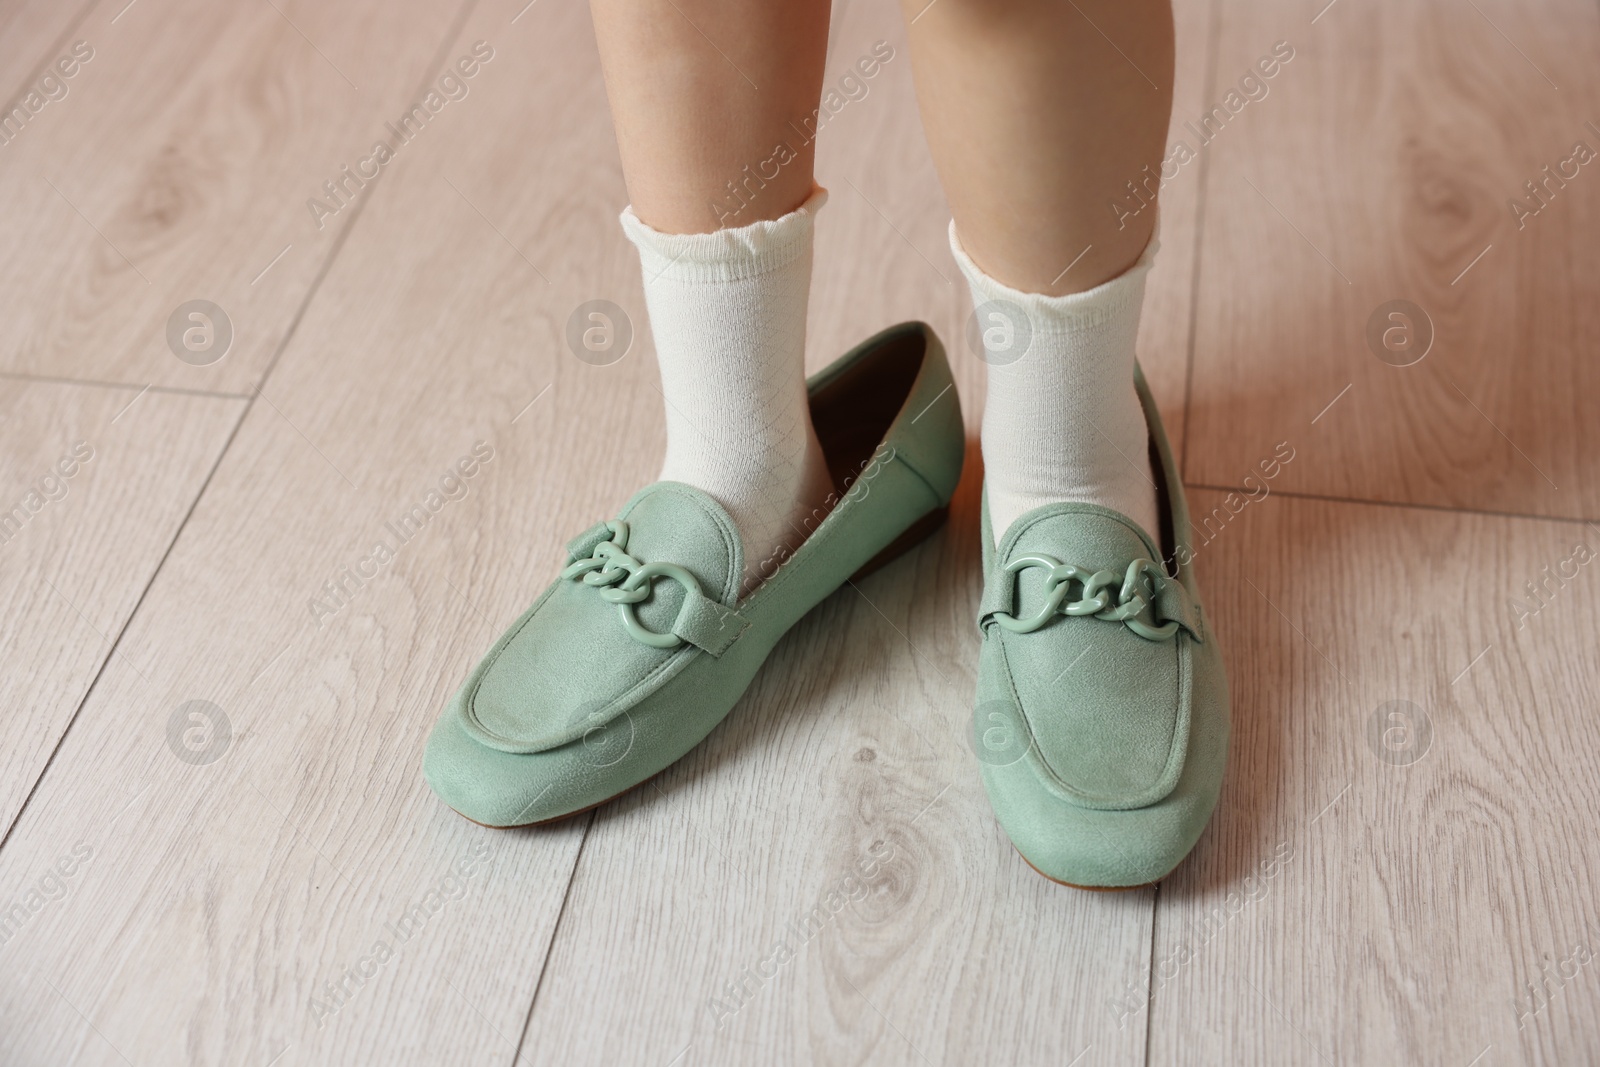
[
  {"x1": 456, "y1": 766, "x2": 671, "y2": 829},
  {"x1": 1016, "y1": 846, "x2": 1161, "y2": 892},
  {"x1": 449, "y1": 504, "x2": 951, "y2": 829}
]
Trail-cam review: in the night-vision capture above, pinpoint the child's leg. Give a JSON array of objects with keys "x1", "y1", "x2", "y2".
[
  {"x1": 590, "y1": 0, "x2": 836, "y2": 592},
  {"x1": 900, "y1": 0, "x2": 1175, "y2": 542}
]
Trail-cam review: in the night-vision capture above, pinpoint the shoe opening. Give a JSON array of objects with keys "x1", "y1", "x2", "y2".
[{"x1": 810, "y1": 324, "x2": 928, "y2": 494}]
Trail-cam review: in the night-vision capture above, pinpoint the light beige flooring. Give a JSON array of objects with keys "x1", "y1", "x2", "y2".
[{"x1": 2, "y1": 0, "x2": 1598, "y2": 1063}]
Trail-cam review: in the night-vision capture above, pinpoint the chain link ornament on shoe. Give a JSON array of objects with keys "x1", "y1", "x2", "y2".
[
  {"x1": 991, "y1": 554, "x2": 1180, "y2": 642},
  {"x1": 561, "y1": 520, "x2": 750, "y2": 655}
]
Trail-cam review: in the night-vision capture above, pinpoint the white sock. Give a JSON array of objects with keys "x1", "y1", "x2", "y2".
[
  {"x1": 952, "y1": 223, "x2": 1161, "y2": 546},
  {"x1": 621, "y1": 188, "x2": 834, "y2": 596}
]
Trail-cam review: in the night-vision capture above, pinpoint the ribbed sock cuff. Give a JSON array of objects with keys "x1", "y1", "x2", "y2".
[
  {"x1": 621, "y1": 187, "x2": 829, "y2": 284},
  {"x1": 949, "y1": 221, "x2": 1158, "y2": 330}
]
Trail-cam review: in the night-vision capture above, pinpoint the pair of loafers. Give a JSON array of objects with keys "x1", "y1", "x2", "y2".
[{"x1": 423, "y1": 322, "x2": 1228, "y2": 888}]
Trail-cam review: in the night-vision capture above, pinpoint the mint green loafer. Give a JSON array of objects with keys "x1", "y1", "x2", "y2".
[
  {"x1": 425, "y1": 322, "x2": 964, "y2": 826},
  {"x1": 972, "y1": 364, "x2": 1228, "y2": 888}
]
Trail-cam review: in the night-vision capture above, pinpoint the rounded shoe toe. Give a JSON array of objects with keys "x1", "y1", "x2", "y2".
[
  {"x1": 981, "y1": 755, "x2": 1219, "y2": 887},
  {"x1": 423, "y1": 704, "x2": 587, "y2": 827},
  {"x1": 979, "y1": 641, "x2": 1229, "y2": 888}
]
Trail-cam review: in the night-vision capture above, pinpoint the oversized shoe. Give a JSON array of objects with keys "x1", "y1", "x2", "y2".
[
  {"x1": 425, "y1": 322, "x2": 965, "y2": 826},
  {"x1": 972, "y1": 364, "x2": 1229, "y2": 888}
]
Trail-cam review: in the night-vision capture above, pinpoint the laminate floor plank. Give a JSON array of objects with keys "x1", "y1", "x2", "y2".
[
  {"x1": 1148, "y1": 489, "x2": 1600, "y2": 1066},
  {"x1": 1183, "y1": 0, "x2": 1600, "y2": 518},
  {"x1": 0, "y1": 4, "x2": 672, "y2": 1062},
  {"x1": 0, "y1": 4, "x2": 608, "y2": 1065},
  {"x1": 9, "y1": 0, "x2": 1596, "y2": 1063},
  {"x1": 0, "y1": 381, "x2": 243, "y2": 840},
  {"x1": 0, "y1": 0, "x2": 95, "y2": 113},
  {"x1": 0, "y1": 0, "x2": 471, "y2": 393}
]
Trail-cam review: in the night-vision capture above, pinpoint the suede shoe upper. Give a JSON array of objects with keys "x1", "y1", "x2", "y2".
[
  {"x1": 971, "y1": 362, "x2": 1229, "y2": 888},
  {"x1": 462, "y1": 482, "x2": 746, "y2": 754},
  {"x1": 424, "y1": 321, "x2": 967, "y2": 827},
  {"x1": 979, "y1": 500, "x2": 1202, "y2": 810}
]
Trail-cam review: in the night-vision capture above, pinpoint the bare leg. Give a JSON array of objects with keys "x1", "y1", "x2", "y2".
[
  {"x1": 903, "y1": 0, "x2": 1176, "y2": 543},
  {"x1": 589, "y1": 0, "x2": 832, "y2": 234},
  {"x1": 589, "y1": 0, "x2": 837, "y2": 594},
  {"x1": 900, "y1": 0, "x2": 1174, "y2": 294}
]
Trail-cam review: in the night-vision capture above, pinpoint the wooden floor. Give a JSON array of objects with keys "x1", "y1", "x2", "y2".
[{"x1": 3, "y1": 0, "x2": 1598, "y2": 1063}]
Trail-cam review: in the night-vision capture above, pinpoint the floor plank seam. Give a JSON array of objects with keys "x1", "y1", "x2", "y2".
[
  {"x1": 0, "y1": 371, "x2": 253, "y2": 401},
  {"x1": 1143, "y1": 882, "x2": 1161, "y2": 1067},
  {"x1": 515, "y1": 811, "x2": 597, "y2": 1067},
  {"x1": 1, "y1": 0, "x2": 99, "y2": 107},
  {"x1": 0, "y1": 397, "x2": 252, "y2": 855},
  {"x1": 249, "y1": 0, "x2": 482, "y2": 390},
  {"x1": 1183, "y1": 481, "x2": 1600, "y2": 527},
  {"x1": 0, "y1": 0, "x2": 483, "y2": 863},
  {"x1": 6, "y1": 0, "x2": 1597, "y2": 1061}
]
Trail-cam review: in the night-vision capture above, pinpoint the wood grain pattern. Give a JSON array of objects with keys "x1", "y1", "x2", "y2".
[
  {"x1": 1183, "y1": 0, "x2": 1600, "y2": 519},
  {"x1": 0, "y1": 381, "x2": 243, "y2": 838},
  {"x1": 4, "y1": 0, "x2": 1598, "y2": 1062},
  {"x1": 0, "y1": 0, "x2": 94, "y2": 110},
  {"x1": 0, "y1": 0, "x2": 467, "y2": 393},
  {"x1": 1148, "y1": 489, "x2": 1600, "y2": 1065},
  {"x1": 522, "y1": 579, "x2": 1155, "y2": 1066},
  {"x1": 0, "y1": 1, "x2": 650, "y2": 1063}
]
